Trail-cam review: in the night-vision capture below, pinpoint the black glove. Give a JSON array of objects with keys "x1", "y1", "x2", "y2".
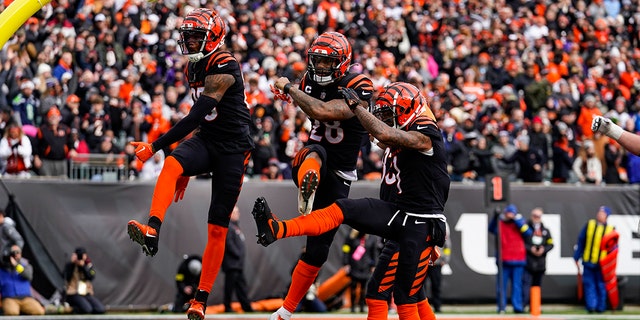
[
  {"x1": 427, "y1": 218, "x2": 446, "y2": 247},
  {"x1": 339, "y1": 87, "x2": 361, "y2": 111}
]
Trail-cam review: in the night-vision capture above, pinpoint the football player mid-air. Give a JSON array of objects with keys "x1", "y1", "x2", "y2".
[{"x1": 126, "y1": 8, "x2": 253, "y2": 320}]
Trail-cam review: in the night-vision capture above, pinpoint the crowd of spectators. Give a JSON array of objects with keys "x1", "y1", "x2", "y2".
[{"x1": 1, "y1": 0, "x2": 640, "y2": 184}]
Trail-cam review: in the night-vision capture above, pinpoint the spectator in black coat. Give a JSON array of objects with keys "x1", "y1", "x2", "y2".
[
  {"x1": 551, "y1": 123, "x2": 575, "y2": 183},
  {"x1": 63, "y1": 247, "x2": 105, "y2": 314},
  {"x1": 221, "y1": 206, "x2": 253, "y2": 313},
  {"x1": 498, "y1": 135, "x2": 545, "y2": 182},
  {"x1": 522, "y1": 208, "x2": 554, "y2": 310}
]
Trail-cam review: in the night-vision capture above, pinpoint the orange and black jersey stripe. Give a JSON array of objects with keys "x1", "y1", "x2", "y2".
[
  {"x1": 183, "y1": 50, "x2": 253, "y2": 153},
  {"x1": 298, "y1": 73, "x2": 374, "y2": 171},
  {"x1": 379, "y1": 115, "x2": 450, "y2": 213}
]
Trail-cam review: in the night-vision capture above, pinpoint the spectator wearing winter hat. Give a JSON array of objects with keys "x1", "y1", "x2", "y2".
[
  {"x1": 12, "y1": 79, "x2": 40, "y2": 128},
  {"x1": 95, "y1": 30, "x2": 126, "y2": 70},
  {"x1": 576, "y1": 94, "x2": 603, "y2": 140},
  {"x1": 497, "y1": 134, "x2": 545, "y2": 183},
  {"x1": 34, "y1": 106, "x2": 76, "y2": 177},
  {"x1": 491, "y1": 131, "x2": 518, "y2": 181},
  {"x1": 529, "y1": 116, "x2": 550, "y2": 165},
  {"x1": 489, "y1": 204, "x2": 532, "y2": 314}
]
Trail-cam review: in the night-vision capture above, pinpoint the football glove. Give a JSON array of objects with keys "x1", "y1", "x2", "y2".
[
  {"x1": 591, "y1": 116, "x2": 623, "y2": 140},
  {"x1": 131, "y1": 141, "x2": 155, "y2": 162},
  {"x1": 174, "y1": 176, "x2": 190, "y2": 202},
  {"x1": 270, "y1": 85, "x2": 292, "y2": 103},
  {"x1": 339, "y1": 87, "x2": 361, "y2": 111}
]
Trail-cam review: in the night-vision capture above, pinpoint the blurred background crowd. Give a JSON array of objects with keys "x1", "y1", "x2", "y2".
[{"x1": 1, "y1": 0, "x2": 640, "y2": 184}]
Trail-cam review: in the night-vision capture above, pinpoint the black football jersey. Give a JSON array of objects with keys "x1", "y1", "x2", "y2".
[
  {"x1": 379, "y1": 116, "x2": 450, "y2": 213},
  {"x1": 185, "y1": 51, "x2": 253, "y2": 153},
  {"x1": 298, "y1": 73, "x2": 373, "y2": 171}
]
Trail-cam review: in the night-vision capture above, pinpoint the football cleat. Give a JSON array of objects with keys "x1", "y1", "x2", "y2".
[
  {"x1": 127, "y1": 220, "x2": 159, "y2": 257},
  {"x1": 297, "y1": 169, "x2": 319, "y2": 216},
  {"x1": 187, "y1": 299, "x2": 206, "y2": 320},
  {"x1": 252, "y1": 197, "x2": 279, "y2": 247}
]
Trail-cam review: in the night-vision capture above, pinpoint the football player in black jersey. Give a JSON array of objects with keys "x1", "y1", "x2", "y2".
[
  {"x1": 126, "y1": 8, "x2": 253, "y2": 320},
  {"x1": 268, "y1": 31, "x2": 374, "y2": 320},
  {"x1": 253, "y1": 82, "x2": 450, "y2": 320}
]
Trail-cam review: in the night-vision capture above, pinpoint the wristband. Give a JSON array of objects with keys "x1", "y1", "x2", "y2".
[
  {"x1": 608, "y1": 123, "x2": 623, "y2": 140},
  {"x1": 16, "y1": 264, "x2": 24, "y2": 273},
  {"x1": 283, "y1": 83, "x2": 292, "y2": 94}
]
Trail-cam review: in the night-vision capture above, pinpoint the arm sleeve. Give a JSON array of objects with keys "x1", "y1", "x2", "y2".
[
  {"x1": 4, "y1": 224, "x2": 24, "y2": 249},
  {"x1": 488, "y1": 214, "x2": 498, "y2": 234},
  {"x1": 151, "y1": 95, "x2": 218, "y2": 151},
  {"x1": 573, "y1": 225, "x2": 587, "y2": 261},
  {"x1": 514, "y1": 215, "x2": 533, "y2": 237},
  {"x1": 63, "y1": 263, "x2": 74, "y2": 281},
  {"x1": 544, "y1": 228, "x2": 554, "y2": 252},
  {"x1": 83, "y1": 264, "x2": 96, "y2": 280},
  {"x1": 18, "y1": 260, "x2": 33, "y2": 281}
]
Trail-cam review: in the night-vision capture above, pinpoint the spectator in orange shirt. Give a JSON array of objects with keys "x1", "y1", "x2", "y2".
[
  {"x1": 245, "y1": 75, "x2": 270, "y2": 108},
  {"x1": 316, "y1": 0, "x2": 341, "y2": 31},
  {"x1": 576, "y1": 94, "x2": 603, "y2": 140},
  {"x1": 143, "y1": 102, "x2": 171, "y2": 147}
]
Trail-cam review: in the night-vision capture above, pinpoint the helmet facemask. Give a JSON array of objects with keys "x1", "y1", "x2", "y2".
[
  {"x1": 372, "y1": 104, "x2": 397, "y2": 128},
  {"x1": 308, "y1": 53, "x2": 345, "y2": 85},
  {"x1": 374, "y1": 83, "x2": 427, "y2": 130}
]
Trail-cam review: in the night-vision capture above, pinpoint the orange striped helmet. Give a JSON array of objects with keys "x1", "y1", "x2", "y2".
[
  {"x1": 306, "y1": 32, "x2": 352, "y2": 85},
  {"x1": 373, "y1": 82, "x2": 427, "y2": 130},
  {"x1": 178, "y1": 8, "x2": 226, "y2": 62}
]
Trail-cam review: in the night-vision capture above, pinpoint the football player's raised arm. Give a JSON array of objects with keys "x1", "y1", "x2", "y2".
[
  {"x1": 287, "y1": 86, "x2": 353, "y2": 121},
  {"x1": 352, "y1": 106, "x2": 432, "y2": 151}
]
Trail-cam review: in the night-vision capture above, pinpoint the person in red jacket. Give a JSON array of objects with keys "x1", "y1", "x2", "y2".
[{"x1": 488, "y1": 204, "x2": 532, "y2": 314}]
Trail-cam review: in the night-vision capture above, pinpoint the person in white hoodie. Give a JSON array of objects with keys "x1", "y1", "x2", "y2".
[
  {"x1": 0, "y1": 123, "x2": 32, "y2": 178},
  {"x1": 139, "y1": 149, "x2": 165, "y2": 181}
]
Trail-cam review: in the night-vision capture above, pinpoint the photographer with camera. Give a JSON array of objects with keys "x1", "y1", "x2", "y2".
[
  {"x1": 63, "y1": 247, "x2": 105, "y2": 314},
  {"x1": 0, "y1": 244, "x2": 45, "y2": 315}
]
